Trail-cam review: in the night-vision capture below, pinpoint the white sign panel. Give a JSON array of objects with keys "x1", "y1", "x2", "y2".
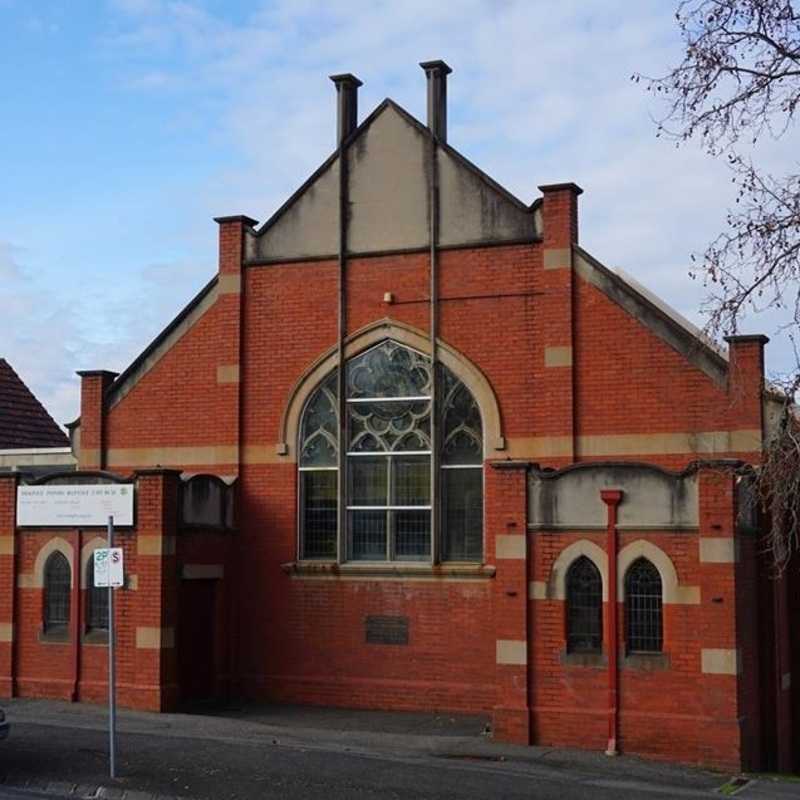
[
  {"x1": 94, "y1": 548, "x2": 124, "y2": 588},
  {"x1": 16, "y1": 484, "x2": 134, "y2": 527}
]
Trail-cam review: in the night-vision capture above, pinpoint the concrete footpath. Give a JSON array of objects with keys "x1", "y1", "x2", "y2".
[{"x1": 0, "y1": 699, "x2": 797, "y2": 799}]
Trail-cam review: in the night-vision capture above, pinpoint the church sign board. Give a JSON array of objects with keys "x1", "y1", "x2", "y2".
[{"x1": 16, "y1": 484, "x2": 134, "y2": 527}]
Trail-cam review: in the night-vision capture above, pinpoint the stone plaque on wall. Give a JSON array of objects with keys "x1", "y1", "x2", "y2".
[{"x1": 365, "y1": 615, "x2": 409, "y2": 646}]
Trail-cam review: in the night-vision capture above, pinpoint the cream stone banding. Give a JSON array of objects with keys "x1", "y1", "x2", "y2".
[
  {"x1": 529, "y1": 581, "x2": 547, "y2": 600},
  {"x1": 496, "y1": 535, "x2": 526, "y2": 560},
  {"x1": 217, "y1": 364, "x2": 240, "y2": 384},
  {"x1": 544, "y1": 346, "x2": 573, "y2": 368},
  {"x1": 617, "y1": 539, "x2": 699, "y2": 605},
  {"x1": 699, "y1": 538, "x2": 739, "y2": 563},
  {"x1": 548, "y1": 539, "x2": 608, "y2": 601},
  {"x1": 543, "y1": 248, "x2": 572, "y2": 270},
  {"x1": 136, "y1": 626, "x2": 175, "y2": 649},
  {"x1": 278, "y1": 318, "x2": 505, "y2": 461},
  {"x1": 701, "y1": 648, "x2": 740, "y2": 675},
  {"x1": 137, "y1": 535, "x2": 176, "y2": 556},
  {"x1": 496, "y1": 639, "x2": 527, "y2": 665},
  {"x1": 218, "y1": 274, "x2": 241, "y2": 294},
  {"x1": 31, "y1": 537, "x2": 75, "y2": 589}
]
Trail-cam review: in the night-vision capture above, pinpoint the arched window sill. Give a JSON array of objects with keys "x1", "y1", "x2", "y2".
[
  {"x1": 622, "y1": 652, "x2": 670, "y2": 671},
  {"x1": 38, "y1": 627, "x2": 70, "y2": 644},
  {"x1": 282, "y1": 561, "x2": 496, "y2": 581},
  {"x1": 82, "y1": 629, "x2": 109, "y2": 645},
  {"x1": 560, "y1": 650, "x2": 606, "y2": 668}
]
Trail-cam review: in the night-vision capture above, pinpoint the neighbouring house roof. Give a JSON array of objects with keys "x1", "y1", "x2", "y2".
[{"x1": 0, "y1": 359, "x2": 69, "y2": 449}]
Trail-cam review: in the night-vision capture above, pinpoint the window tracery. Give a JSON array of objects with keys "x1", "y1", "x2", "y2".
[{"x1": 299, "y1": 340, "x2": 483, "y2": 563}]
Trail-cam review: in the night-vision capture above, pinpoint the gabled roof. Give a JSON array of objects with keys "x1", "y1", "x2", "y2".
[{"x1": 0, "y1": 359, "x2": 68, "y2": 449}]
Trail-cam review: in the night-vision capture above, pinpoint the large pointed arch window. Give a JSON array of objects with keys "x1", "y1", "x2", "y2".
[{"x1": 299, "y1": 340, "x2": 483, "y2": 562}]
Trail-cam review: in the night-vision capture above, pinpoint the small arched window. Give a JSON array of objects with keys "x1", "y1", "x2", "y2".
[
  {"x1": 566, "y1": 556, "x2": 603, "y2": 653},
  {"x1": 625, "y1": 558, "x2": 663, "y2": 653},
  {"x1": 43, "y1": 551, "x2": 71, "y2": 633},
  {"x1": 85, "y1": 557, "x2": 109, "y2": 632}
]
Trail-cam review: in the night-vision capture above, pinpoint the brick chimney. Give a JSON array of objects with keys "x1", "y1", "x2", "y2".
[
  {"x1": 76, "y1": 370, "x2": 118, "y2": 469},
  {"x1": 724, "y1": 334, "x2": 768, "y2": 448},
  {"x1": 538, "y1": 182, "x2": 583, "y2": 249},
  {"x1": 536, "y1": 183, "x2": 584, "y2": 462}
]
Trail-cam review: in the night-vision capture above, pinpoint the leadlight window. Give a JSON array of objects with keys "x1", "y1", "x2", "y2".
[
  {"x1": 299, "y1": 371, "x2": 339, "y2": 559},
  {"x1": 625, "y1": 558, "x2": 663, "y2": 653},
  {"x1": 566, "y1": 556, "x2": 602, "y2": 653},
  {"x1": 86, "y1": 557, "x2": 109, "y2": 632},
  {"x1": 44, "y1": 551, "x2": 71, "y2": 633},
  {"x1": 299, "y1": 340, "x2": 483, "y2": 563},
  {"x1": 440, "y1": 368, "x2": 483, "y2": 561}
]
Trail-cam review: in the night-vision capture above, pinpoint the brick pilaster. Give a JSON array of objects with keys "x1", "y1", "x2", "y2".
[
  {"x1": 130, "y1": 468, "x2": 181, "y2": 711},
  {"x1": 213, "y1": 215, "x2": 258, "y2": 474},
  {"x1": 696, "y1": 467, "x2": 743, "y2": 765},
  {"x1": 488, "y1": 461, "x2": 530, "y2": 743}
]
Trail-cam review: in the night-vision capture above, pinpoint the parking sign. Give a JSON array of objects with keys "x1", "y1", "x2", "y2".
[{"x1": 93, "y1": 548, "x2": 124, "y2": 588}]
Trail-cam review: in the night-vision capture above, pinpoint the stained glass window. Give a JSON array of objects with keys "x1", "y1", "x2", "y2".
[
  {"x1": 299, "y1": 340, "x2": 484, "y2": 562},
  {"x1": 566, "y1": 557, "x2": 602, "y2": 653},
  {"x1": 44, "y1": 551, "x2": 71, "y2": 633}
]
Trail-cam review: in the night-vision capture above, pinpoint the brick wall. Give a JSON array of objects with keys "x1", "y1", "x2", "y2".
[{"x1": 6, "y1": 195, "x2": 785, "y2": 770}]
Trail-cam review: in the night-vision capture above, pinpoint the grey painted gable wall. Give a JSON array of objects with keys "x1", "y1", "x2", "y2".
[
  {"x1": 247, "y1": 103, "x2": 536, "y2": 262},
  {"x1": 437, "y1": 146, "x2": 534, "y2": 247},
  {"x1": 347, "y1": 105, "x2": 430, "y2": 253}
]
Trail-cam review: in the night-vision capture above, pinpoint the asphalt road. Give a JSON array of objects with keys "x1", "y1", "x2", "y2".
[
  {"x1": 0, "y1": 701, "x2": 797, "y2": 799},
  {"x1": 0, "y1": 718, "x2": 727, "y2": 800}
]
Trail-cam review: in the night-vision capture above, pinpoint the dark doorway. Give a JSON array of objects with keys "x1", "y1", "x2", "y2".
[{"x1": 178, "y1": 578, "x2": 217, "y2": 703}]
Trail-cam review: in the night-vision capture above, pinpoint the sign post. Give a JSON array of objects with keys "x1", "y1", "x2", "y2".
[
  {"x1": 107, "y1": 515, "x2": 117, "y2": 780},
  {"x1": 94, "y1": 529, "x2": 124, "y2": 780}
]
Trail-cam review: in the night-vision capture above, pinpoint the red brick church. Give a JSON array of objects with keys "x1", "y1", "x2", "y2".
[{"x1": 0, "y1": 62, "x2": 796, "y2": 772}]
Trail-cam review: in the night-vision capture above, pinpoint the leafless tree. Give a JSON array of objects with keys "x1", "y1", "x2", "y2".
[{"x1": 636, "y1": 0, "x2": 800, "y2": 568}]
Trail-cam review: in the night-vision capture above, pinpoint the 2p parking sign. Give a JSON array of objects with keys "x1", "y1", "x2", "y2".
[{"x1": 93, "y1": 547, "x2": 124, "y2": 588}]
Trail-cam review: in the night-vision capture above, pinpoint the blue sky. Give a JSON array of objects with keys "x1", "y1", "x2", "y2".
[{"x1": 1, "y1": 0, "x2": 793, "y2": 427}]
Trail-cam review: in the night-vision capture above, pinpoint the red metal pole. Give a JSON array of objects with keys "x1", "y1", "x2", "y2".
[{"x1": 601, "y1": 490, "x2": 623, "y2": 757}]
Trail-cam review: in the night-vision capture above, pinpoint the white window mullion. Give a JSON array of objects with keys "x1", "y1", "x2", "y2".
[
  {"x1": 346, "y1": 505, "x2": 432, "y2": 511},
  {"x1": 346, "y1": 396, "x2": 430, "y2": 404}
]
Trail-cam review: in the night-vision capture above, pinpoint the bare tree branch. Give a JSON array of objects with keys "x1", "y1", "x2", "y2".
[{"x1": 636, "y1": 0, "x2": 800, "y2": 567}]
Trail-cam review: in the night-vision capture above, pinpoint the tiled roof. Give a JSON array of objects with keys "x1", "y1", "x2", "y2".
[{"x1": 0, "y1": 359, "x2": 69, "y2": 449}]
